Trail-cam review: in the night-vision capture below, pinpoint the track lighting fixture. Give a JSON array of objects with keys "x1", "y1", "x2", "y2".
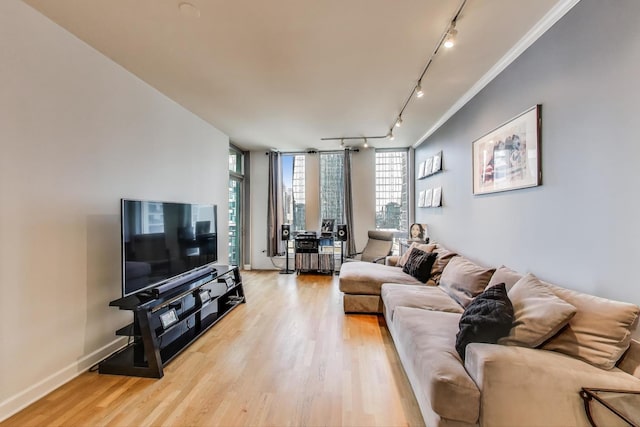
[
  {"x1": 320, "y1": 0, "x2": 467, "y2": 146},
  {"x1": 443, "y1": 26, "x2": 458, "y2": 48}
]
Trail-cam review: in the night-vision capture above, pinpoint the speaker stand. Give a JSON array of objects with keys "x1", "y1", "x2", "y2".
[
  {"x1": 334, "y1": 240, "x2": 344, "y2": 275},
  {"x1": 280, "y1": 243, "x2": 294, "y2": 274}
]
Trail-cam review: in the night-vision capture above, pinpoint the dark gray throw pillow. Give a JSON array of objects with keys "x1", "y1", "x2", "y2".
[
  {"x1": 455, "y1": 283, "x2": 514, "y2": 360},
  {"x1": 402, "y1": 248, "x2": 438, "y2": 283}
]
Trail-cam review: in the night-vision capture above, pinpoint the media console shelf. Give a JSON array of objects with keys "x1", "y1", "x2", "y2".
[{"x1": 99, "y1": 265, "x2": 244, "y2": 378}]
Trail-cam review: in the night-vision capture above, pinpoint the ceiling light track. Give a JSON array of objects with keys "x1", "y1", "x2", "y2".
[{"x1": 320, "y1": 0, "x2": 467, "y2": 146}]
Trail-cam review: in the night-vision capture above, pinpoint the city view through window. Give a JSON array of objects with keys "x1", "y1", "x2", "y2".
[
  {"x1": 282, "y1": 154, "x2": 306, "y2": 231},
  {"x1": 375, "y1": 151, "x2": 408, "y2": 233}
]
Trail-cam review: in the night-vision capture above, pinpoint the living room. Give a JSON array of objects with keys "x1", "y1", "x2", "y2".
[{"x1": 2, "y1": 0, "x2": 639, "y2": 425}]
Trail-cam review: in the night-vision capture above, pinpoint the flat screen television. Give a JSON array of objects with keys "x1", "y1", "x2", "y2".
[{"x1": 121, "y1": 199, "x2": 218, "y2": 297}]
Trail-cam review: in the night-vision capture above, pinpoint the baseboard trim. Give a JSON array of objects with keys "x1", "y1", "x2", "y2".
[{"x1": 0, "y1": 337, "x2": 127, "y2": 422}]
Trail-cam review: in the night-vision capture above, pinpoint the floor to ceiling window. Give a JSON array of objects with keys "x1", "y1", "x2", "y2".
[
  {"x1": 282, "y1": 154, "x2": 306, "y2": 232},
  {"x1": 375, "y1": 149, "x2": 408, "y2": 233},
  {"x1": 229, "y1": 147, "x2": 244, "y2": 266},
  {"x1": 319, "y1": 152, "x2": 344, "y2": 225}
]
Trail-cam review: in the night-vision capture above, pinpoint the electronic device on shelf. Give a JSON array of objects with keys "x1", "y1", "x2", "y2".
[{"x1": 159, "y1": 308, "x2": 179, "y2": 329}]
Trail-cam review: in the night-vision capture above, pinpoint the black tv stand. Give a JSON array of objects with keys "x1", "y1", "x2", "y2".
[{"x1": 99, "y1": 265, "x2": 244, "y2": 378}]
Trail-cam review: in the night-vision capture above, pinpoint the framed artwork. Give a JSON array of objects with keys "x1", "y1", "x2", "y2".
[
  {"x1": 424, "y1": 188, "x2": 432, "y2": 208},
  {"x1": 425, "y1": 157, "x2": 433, "y2": 177},
  {"x1": 472, "y1": 105, "x2": 541, "y2": 195},
  {"x1": 432, "y1": 187, "x2": 442, "y2": 207},
  {"x1": 418, "y1": 190, "x2": 426, "y2": 207},
  {"x1": 432, "y1": 151, "x2": 442, "y2": 174},
  {"x1": 408, "y1": 223, "x2": 428, "y2": 242},
  {"x1": 418, "y1": 161, "x2": 426, "y2": 179}
]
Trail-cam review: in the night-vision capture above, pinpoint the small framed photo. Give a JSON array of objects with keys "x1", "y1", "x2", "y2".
[
  {"x1": 418, "y1": 161, "x2": 426, "y2": 179},
  {"x1": 424, "y1": 188, "x2": 433, "y2": 208},
  {"x1": 425, "y1": 157, "x2": 433, "y2": 177},
  {"x1": 432, "y1": 187, "x2": 442, "y2": 207},
  {"x1": 432, "y1": 151, "x2": 442, "y2": 174},
  {"x1": 418, "y1": 190, "x2": 426, "y2": 207},
  {"x1": 408, "y1": 223, "x2": 428, "y2": 242}
]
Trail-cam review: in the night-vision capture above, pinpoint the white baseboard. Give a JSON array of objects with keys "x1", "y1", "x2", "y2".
[
  {"x1": 0, "y1": 337, "x2": 127, "y2": 422},
  {"x1": 243, "y1": 264, "x2": 251, "y2": 270}
]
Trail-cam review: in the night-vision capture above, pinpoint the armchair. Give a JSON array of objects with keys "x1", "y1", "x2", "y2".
[{"x1": 345, "y1": 230, "x2": 394, "y2": 264}]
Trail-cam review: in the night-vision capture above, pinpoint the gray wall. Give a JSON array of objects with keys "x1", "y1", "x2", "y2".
[
  {"x1": 415, "y1": 0, "x2": 640, "y2": 313},
  {"x1": 0, "y1": 0, "x2": 230, "y2": 419}
]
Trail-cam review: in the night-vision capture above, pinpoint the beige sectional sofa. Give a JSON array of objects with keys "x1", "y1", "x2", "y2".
[{"x1": 339, "y1": 243, "x2": 640, "y2": 426}]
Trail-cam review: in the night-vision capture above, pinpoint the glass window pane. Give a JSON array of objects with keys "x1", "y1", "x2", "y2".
[
  {"x1": 375, "y1": 151, "x2": 408, "y2": 232},
  {"x1": 229, "y1": 149, "x2": 243, "y2": 174},
  {"x1": 282, "y1": 154, "x2": 306, "y2": 231},
  {"x1": 320, "y1": 152, "x2": 344, "y2": 225}
]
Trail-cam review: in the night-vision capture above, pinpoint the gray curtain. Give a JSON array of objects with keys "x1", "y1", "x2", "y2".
[
  {"x1": 343, "y1": 149, "x2": 356, "y2": 256},
  {"x1": 267, "y1": 151, "x2": 283, "y2": 257}
]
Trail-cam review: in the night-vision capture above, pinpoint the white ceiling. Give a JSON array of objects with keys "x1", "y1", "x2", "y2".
[{"x1": 22, "y1": 0, "x2": 575, "y2": 152}]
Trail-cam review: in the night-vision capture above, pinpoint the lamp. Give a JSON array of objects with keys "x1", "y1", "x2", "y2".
[{"x1": 415, "y1": 82, "x2": 424, "y2": 98}]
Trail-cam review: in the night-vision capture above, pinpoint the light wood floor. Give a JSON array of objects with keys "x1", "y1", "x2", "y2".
[{"x1": 2, "y1": 271, "x2": 424, "y2": 427}]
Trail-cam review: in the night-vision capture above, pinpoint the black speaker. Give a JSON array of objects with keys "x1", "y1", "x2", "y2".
[
  {"x1": 281, "y1": 224, "x2": 290, "y2": 240},
  {"x1": 337, "y1": 224, "x2": 348, "y2": 241}
]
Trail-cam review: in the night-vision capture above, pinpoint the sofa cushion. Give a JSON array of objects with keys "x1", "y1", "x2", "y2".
[
  {"x1": 402, "y1": 249, "x2": 438, "y2": 283},
  {"x1": 339, "y1": 261, "x2": 422, "y2": 295},
  {"x1": 427, "y1": 245, "x2": 458, "y2": 285},
  {"x1": 438, "y1": 256, "x2": 495, "y2": 308},
  {"x1": 539, "y1": 276, "x2": 640, "y2": 370},
  {"x1": 381, "y1": 283, "x2": 464, "y2": 322},
  {"x1": 456, "y1": 283, "x2": 514, "y2": 360},
  {"x1": 487, "y1": 265, "x2": 523, "y2": 291},
  {"x1": 397, "y1": 241, "x2": 437, "y2": 268},
  {"x1": 391, "y1": 307, "x2": 480, "y2": 424},
  {"x1": 498, "y1": 273, "x2": 577, "y2": 348}
]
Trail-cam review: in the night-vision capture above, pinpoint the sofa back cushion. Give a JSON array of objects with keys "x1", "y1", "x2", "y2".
[
  {"x1": 498, "y1": 273, "x2": 577, "y2": 348},
  {"x1": 427, "y1": 245, "x2": 458, "y2": 285},
  {"x1": 439, "y1": 256, "x2": 495, "y2": 308},
  {"x1": 539, "y1": 278, "x2": 640, "y2": 370},
  {"x1": 487, "y1": 265, "x2": 523, "y2": 291}
]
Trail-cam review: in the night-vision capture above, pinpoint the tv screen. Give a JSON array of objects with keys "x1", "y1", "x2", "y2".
[{"x1": 121, "y1": 199, "x2": 218, "y2": 297}]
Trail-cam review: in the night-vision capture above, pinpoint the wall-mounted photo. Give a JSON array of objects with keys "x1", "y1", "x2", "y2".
[
  {"x1": 432, "y1": 151, "x2": 442, "y2": 174},
  {"x1": 408, "y1": 223, "x2": 428, "y2": 242},
  {"x1": 472, "y1": 105, "x2": 541, "y2": 195}
]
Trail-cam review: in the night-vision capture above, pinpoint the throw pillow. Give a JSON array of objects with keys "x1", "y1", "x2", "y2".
[
  {"x1": 397, "y1": 242, "x2": 437, "y2": 268},
  {"x1": 402, "y1": 248, "x2": 438, "y2": 283},
  {"x1": 427, "y1": 246, "x2": 458, "y2": 285},
  {"x1": 455, "y1": 283, "x2": 514, "y2": 360},
  {"x1": 539, "y1": 277, "x2": 640, "y2": 370},
  {"x1": 498, "y1": 273, "x2": 577, "y2": 348},
  {"x1": 439, "y1": 256, "x2": 495, "y2": 308}
]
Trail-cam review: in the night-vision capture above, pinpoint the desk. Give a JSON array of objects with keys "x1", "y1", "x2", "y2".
[{"x1": 580, "y1": 388, "x2": 640, "y2": 426}]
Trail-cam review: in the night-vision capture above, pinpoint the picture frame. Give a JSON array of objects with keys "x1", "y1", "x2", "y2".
[
  {"x1": 432, "y1": 187, "x2": 442, "y2": 207},
  {"x1": 424, "y1": 157, "x2": 433, "y2": 177},
  {"x1": 418, "y1": 190, "x2": 426, "y2": 207},
  {"x1": 432, "y1": 151, "x2": 442, "y2": 174},
  {"x1": 424, "y1": 188, "x2": 433, "y2": 208},
  {"x1": 408, "y1": 223, "x2": 428, "y2": 242},
  {"x1": 472, "y1": 105, "x2": 541, "y2": 195},
  {"x1": 418, "y1": 161, "x2": 426, "y2": 179}
]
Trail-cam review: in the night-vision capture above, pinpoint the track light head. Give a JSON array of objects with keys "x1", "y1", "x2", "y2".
[
  {"x1": 395, "y1": 116, "x2": 403, "y2": 127},
  {"x1": 340, "y1": 138, "x2": 344, "y2": 147},
  {"x1": 363, "y1": 138, "x2": 368, "y2": 148},
  {"x1": 388, "y1": 130, "x2": 395, "y2": 141},
  {"x1": 444, "y1": 27, "x2": 457, "y2": 48},
  {"x1": 416, "y1": 83, "x2": 424, "y2": 98}
]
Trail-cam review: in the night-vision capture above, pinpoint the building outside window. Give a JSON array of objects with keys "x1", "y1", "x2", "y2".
[
  {"x1": 319, "y1": 152, "x2": 344, "y2": 226},
  {"x1": 282, "y1": 154, "x2": 306, "y2": 231},
  {"x1": 229, "y1": 148, "x2": 244, "y2": 266},
  {"x1": 375, "y1": 150, "x2": 408, "y2": 233}
]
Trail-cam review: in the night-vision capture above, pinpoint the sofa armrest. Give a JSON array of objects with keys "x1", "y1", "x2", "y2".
[
  {"x1": 465, "y1": 343, "x2": 640, "y2": 427},
  {"x1": 385, "y1": 256, "x2": 399, "y2": 266}
]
